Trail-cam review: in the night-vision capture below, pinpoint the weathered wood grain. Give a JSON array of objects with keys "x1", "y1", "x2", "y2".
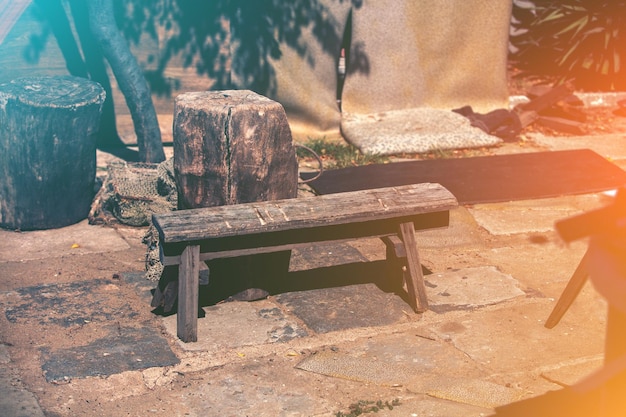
[
  {"x1": 177, "y1": 245, "x2": 200, "y2": 342},
  {"x1": 173, "y1": 89, "x2": 298, "y2": 209},
  {"x1": 153, "y1": 183, "x2": 457, "y2": 243},
  {"x1": 399, "y1": 221, "x2": 428, "y2": 312},
  {"x1": 0, "y1": 75, "x2": 105, "y2": 230}
]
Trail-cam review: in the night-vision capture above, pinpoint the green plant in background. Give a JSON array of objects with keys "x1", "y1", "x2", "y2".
[
  {"x1": 297, "y1": 137, "x2": 389, "y2": 169},
  {"x1": 335, "y1": 398, "x2": 401, "y2": 417},
  {"x1": 510, "y1": 0, "x2": 626, "y2": 91}
]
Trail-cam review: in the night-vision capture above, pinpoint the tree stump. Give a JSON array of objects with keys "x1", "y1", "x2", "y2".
[
  {"x1": 174, "y1": 90, "x2": 298, "y2": 208},
  {"x1": 0, "y1": 76, "x2": 105, "y2": 230},
  {"x1": 173, "y1": 89, "x2": 298, "y2": 299}
]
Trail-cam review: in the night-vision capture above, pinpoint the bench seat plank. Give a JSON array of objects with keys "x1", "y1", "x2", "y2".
[{"x1": 153, "y1": 183, "x2": 457, "y2": 244}]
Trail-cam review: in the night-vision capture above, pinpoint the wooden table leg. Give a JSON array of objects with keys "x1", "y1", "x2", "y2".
[
  {"x1": 178, "y1": 244, "x2": 200, "y2": 342},
  {"x1": 545, "y1": 250, "x2": 589, "y2": 329},
  {"x1": 399, "y1": 222, "x2": 429, "y2": 313}
]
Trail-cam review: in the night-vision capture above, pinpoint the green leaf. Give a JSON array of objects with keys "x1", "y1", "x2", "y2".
[
  {"x1": 601, "y1": 59, "x2": 610, "y2": 75},
  {"x1": 554, "y1": 16, "x2": 588, "y2": 37},
  {"x1": 557, "y1": 38, "x2": 582, "y2": 66},
  {"x1": 540, "y1": 9, "x2": 565, "y2": 23}
]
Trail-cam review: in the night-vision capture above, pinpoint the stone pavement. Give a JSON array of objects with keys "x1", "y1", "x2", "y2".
[{"x1": 0, "y1": 126, "x2": 624, "y2": 416}]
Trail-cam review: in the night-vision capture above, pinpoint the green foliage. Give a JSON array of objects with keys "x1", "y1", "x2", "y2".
[
  {"x1": 510, "y1": 0, "x2": 626, "y2": 91},
  {"x1": 297, "y1": 137, "x2": 388, "y2": 169},
  {"x1": 335, "y1": 398, "x2": 401, "y2": 417}
]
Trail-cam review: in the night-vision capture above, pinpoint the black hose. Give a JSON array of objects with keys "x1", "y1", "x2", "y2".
[{"x1": 295, "y1": 143, "x2": 324, "y2": 184}]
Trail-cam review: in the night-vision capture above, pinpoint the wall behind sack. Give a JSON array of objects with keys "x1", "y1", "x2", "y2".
[
  {"x1": 340, "y1": 1, "x2": 512, "y2": 117},
  {"x1": 0, "y1": 1, "x2": 512, "y2": 141},
  {"x1": 228, "y1": 1, "x2": 512, "y2": 138}
]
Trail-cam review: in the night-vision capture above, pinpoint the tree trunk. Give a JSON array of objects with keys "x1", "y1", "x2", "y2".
[
  {"x1": 69, "y1": 0, "x2": 131, "y2": 153},
  {"x1": 86, "y1": 0, "x2": 165, "y2": 163},
  {"x1": 33, "y1": 0, "x2": 130, "y2": 154},
  {"x1": 0, "y1": 76, "x2": 105, "y2": 230}
]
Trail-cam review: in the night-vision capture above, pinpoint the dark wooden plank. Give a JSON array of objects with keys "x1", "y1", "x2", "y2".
[
  {"x1": 515, "y1": 84, "x2": 573, "y2": 113},
  {"x1": 540, "y1": 103, "x2": 587, "y2": 123},
  {"x1": 160, "y1": 211, "x2": 450, "y2": 263},
  {"x1": 536, "y1": 116, "x2": 585, "y2": 135},
  {"x1": 302, "y1": 150, "x2": 626, "y2": 205},
  {"x1": 153, "y1": 183, "x2": 457, "y2": 244},
  {"x1": 160, "y1": 211, "x2": 449, "y2": 256}
]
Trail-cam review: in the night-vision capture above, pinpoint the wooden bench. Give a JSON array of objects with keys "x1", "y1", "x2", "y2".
[{"x1": 152, "y1": 183, "x2": 458, "y2": 342}]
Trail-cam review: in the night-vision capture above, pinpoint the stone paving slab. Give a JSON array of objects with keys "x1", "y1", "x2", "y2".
[
  {"x1": 289, "y1": 241, "x2": 370, "y2": 270},
  {"x1": 538, "y1": 355, "x2": 603, "y2": 387},
  {"x1": 40, "y1": 325, "x2": 179, "y2": 383},
  {"x1": 296, "y1": 332, "x2": 484, "y2": 385},
  {"x1": 430, "y1": 299, "x2": 606, "y2": 376},
  {"x1": 0, "y1": 220, "x2": 130, "y2": 263},
  {"x1": 174, "y1": 349, "x2": 391, "y2": 417},
  {"x1": 1, "y1": 130, "x2": 621, "y2": 416},
  {"x1": 275, "y1": 283, "x2": 411, "y2": 334},
  {"x1": 414, "y1": 207, "x2": 488, "y2": 249},
  {"x1": 334, "y1": 395, "x2": 493, "y2": 417},
  {"x1": 161, "y1": 298, "x2": 308, "y2": 352},
  {"x1": 160, "y1": 262, "x2": 527, "y2": 353},
  {"x1": 426, "y1": 378, "x2": 525, "y2": 409},
  {"x1": 369, "y1": 396, "x2": 490, "y2": 417},
  {"x1": 0, "y1": 344, "x2": 9, "y2": 365},
  {"x1": 426, "y1": 266, "x2": 525, "y2": 313},
  {"x1": 0, "y1": 366, "x2": 45, "y2": 417},
  {"x1": 0, "y1": 339, "x2": 45, "y2": 417},
  {"x1": 2, "y1": 278, "x2": 140, "y2": 327},
  {"x1": 469, "y1": 203, "x2": 584, "y2": 235},
  {"x1": 295, "y1": 331, "x2": 524, "y2": 410},
  {"x1": 0, "y1": 277, "x2": 180, "y2": 384},
  {"x1": 468, "y1": 193, "x2": 611, "y2": 236},
  {"x1": 472, "y1": 239, "x2": 599, "y2": 302}
]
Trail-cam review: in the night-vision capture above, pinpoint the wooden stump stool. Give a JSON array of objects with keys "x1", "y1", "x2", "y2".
[
  {"x1": 173, "y1": 89, "x2": 298, "y2": 208},
  {"x1": 0, "y1": 76, "x2": 105, "y2": 230},
  {"x1": 172, "y1": 89, "x2": 298, "y2": 299}
]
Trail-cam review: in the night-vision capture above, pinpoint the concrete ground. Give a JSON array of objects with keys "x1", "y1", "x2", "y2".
[{"x1": 1, "y1": 113, "x2": 626, "y2": 416}]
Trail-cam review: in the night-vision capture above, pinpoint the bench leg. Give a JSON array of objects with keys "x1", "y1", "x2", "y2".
[
  {"x1": 399, "y1": 222, "x2": 429, "y2": 313},
  {"x1": 178, "y1": 245, "x2": 200, "y2": 342}
]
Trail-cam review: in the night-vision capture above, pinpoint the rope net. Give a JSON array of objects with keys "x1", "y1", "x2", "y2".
[{"x1": 89, "y1": 159, "x2": 178, "y2": 282}]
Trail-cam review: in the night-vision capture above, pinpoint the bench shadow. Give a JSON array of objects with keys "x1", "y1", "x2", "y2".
[
  {"x1": 197, "y1": 259, "x2": 432, "y2": 310},
  {"x1": 150, "y1": 254, "x2": 432, "y2": 318}
]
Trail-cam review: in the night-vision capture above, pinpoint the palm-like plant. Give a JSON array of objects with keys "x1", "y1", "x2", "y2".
[{"x1": 511, "y1": 0, "x2": 626, "y2": 91}]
